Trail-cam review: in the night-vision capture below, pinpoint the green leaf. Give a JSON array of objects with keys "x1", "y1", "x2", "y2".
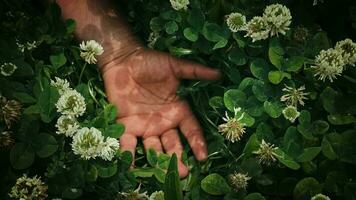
[
  {"x1": 268, "y1": 71, "x2": 284, "y2": 84},
  {"x1": 263, "y1": 101, "x2": 283, "y2": 118},
  {"x1": 293, "y1": 177, "x2": 321, "y2": 200},
  {"x1": 169, "y1": 47, "x2": 193, "y2": 56},
  {"x1": 165, "y1": 21, "x2": 178, "y2": 34},
  {"x1": 243, "y1": 134, "x2": 260, "y2": 157},
  {"x1": 65, "y1": 19, "x2": 76, "y2": 33},
  {"x1": 224, "y1": 89, "x2": 246, "y2": 111},
  {"x1": 97, "y1": 161, "x2": 118, "y2": 178},
  {"x1": 164, "y1": 154, "x2": 183, "y2": 200},
  {"x1": 104, "y1": 104, "x2": 118, "y2": 123},
  {"x1": 38, "y1": 85, "x2": 59, "y2": 123},
  {"x1": 13, "y1": 92, "x2": 36, "y2": 104},
  {"x1": 239, "y1": 112, "x2": 255, "y2": 127},
  {"x1": 187, "y1": 9, "x2": 205, "y2": 31},
  {"x1": 244, "y1": 193, "x2": 266, "y2": 200},
  {"x1": 50, "y1": 53, "x2": 67, "y2": 69},
  {"x1": 85, "y1": 165, "x2": 98, "y2": 182},
  {"x1": 268, "y1": 38, "x2": 284, "y2": 69},
  {"x1": 298, "y1": 110, "x2": 311, "y2": 125},
  {"x1": 297, "y1": 147, "x2": 321, "y2": 162},
  {"x1": 209, "y1": 96, "x2": 224, "y2": 109},
  {"x1": 321, "y1": 137, "x2": 338, "y2": 160},
  {"x1": 104, "y1": 124, "x2": 125, "y2": 138},
  {"x1": 33, "y1": 133, "x2": 58, "y2": 158},
  {"x1": 285, "y1": 56, "x2": 305, "y2": 72},
  {"x1": 312, "y1": 120, "x2": 329, "y2": 135},
  {"x1": 147, "y1": 148, "x2": 158, "y2": 166},
  {"x1": 240, "y1": 158, "x2": 262, "y2": 177},
  {"x1": 10, "y1": 143, "x2": 35, "y2": 169},
  {"x1": 213, "y1": 39, "x2": 228, "y2": 50},
  {"x1": 183, "y1": 28, "x2": 199, "y2": 42},
  {"x1": 274, "y1": 148, "x2": 300, "y2": 170},
  {"x1": 250, "y1": 59, "x2": 270, "y2": 80},
  {"x1": 320, "y1": 87, "x2": 339, "y2": 113},
  {"x1": 228, "y1": 48, "x2": 247, "y2": 66},
  {"x1": 327, "y1": 114, "x2": 356, "y2": 125},
  {"x1": 201, "y1": 173, "x2": 230, "y2": 195}
]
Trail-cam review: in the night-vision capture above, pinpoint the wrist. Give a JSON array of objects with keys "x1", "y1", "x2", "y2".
[{"x1": 99, "y1": 39, "x2": 144, "y2": 74}]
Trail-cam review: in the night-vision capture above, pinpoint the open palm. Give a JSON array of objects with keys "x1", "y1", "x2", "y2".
[{"x1": 102, "y1": 48, "x2": 220, "y2": 177}]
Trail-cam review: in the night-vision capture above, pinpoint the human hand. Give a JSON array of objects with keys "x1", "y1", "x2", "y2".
[{"x1": 101, "y1": 48, "x2": 220, "y2": 177}]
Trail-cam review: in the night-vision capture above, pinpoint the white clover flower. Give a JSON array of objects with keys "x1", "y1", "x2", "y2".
[
  {"x1": 17, "y1": 41, "x2": 38, "y2": 52},
  {"x1": 245, "y1": 16, "x2": 270, "y2": 42},
  {"x1": 149, "y1": 191, "x2": 164, "y2": 200},
  {"x1": 335, "y1": 38, "x2": 356, "y2": 66},
  {"x1": 263, "y1": 4, "x2": 292, "y2": 36},
  {"x1": 218, "y1": 107, "x2": 246, "y2": 143},
  {"x1": 170, "y1": 0, "x2": 189, "y2": 11},
  {"x1": 9, "y1": 174, "x2": 48, "y2": 200},
  {"x1": 99, "y1": 137, "x2": 120, "y2": 161},
  {"x1": 312, "y1": 48, "x2": 345, "y2": 82},
  {"x1": 228, "y1": 172, "x2": 251, "y2": 191},
  {"x1": 79, "y1": 40, "x2": 104, "y2": 64},
  {"x1": 226, "y1": 12, "x2": 247, "y2": 32},
  {"x1": 253, "y1": 139, "x2": 278, "y2": 166},
  {"x1": 51, "y1": 77, "x2": 71, "y2": 95},
  {"x1": 282, "y1": 106, "x2": 300, "y2": 123},
  {"x1": 121, "y1": 185, "x2": 149, "y2": 200},
  {"x1": 55, "y1": 115, "x2": 79, "y2": 137},
  {"x1": 281, "y1": 85, "x2": 309, "y2": 107},
  {"x1": 71, "y1": 127, "x2": 105, "y2": 160},
  {"x1": 148, "y1": 31, "x2": 160, "y2": 49},
  {"x1": 56, "y1": 90, "x2": 86, "y2": 117},
  {"x1": 311, "y1": 193, "x2": 331, "y2": 200},
  {"x1": 1, "y1": 62, "x2": 17, "y2": 76}
]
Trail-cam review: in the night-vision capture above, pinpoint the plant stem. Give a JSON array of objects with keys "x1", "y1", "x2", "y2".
[{"x1": 78, "y1": 63, "x2": 87, "y2": 84}]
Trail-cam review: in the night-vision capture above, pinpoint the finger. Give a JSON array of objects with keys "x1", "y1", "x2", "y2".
[
  {"x1": 161, "y1": 129, "x2": 189, "y2": 178},
  {"x1": 174, "y1": 59, "x2": 221, "y2": 80},
  {"x1": 179, "y1": 113, "x2": 208, "y2": 161},
  {"x1": 119, "y1": 133, "x2": 137, "y2": 166},
  {"x1": 117, "y1": 117, "x2": 146, "y2": 137},
  {"x1": 143, "y1": 136, "x2": 163, "y2": 153}
]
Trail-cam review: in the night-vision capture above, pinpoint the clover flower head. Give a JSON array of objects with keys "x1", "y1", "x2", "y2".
[
  {"x1": 282, "y1": 105, "x2": 300, "y2": 123},
  {"x1": 71, "y1": 127, "x2": 105, "y2": 160},
  {"x1": 148, "y1": 32, "x2": 160, "y2": 49},
  {"x1": 226, "y1": 12, "x2": 247, "y2": 32},
  {"x1": 281, "y1": 85, "x2": 309, "y2": 107},
  {"x1": 253, "y1": 139, "x2": 278, "y2": 165},
  {"x1": 1, "y1": 62, "x2": 17, "y2": 76},
  {"x1": 149, "y1": 191, "x2": 165, "y2": 200},
  {"x1": 245, "y1": 16, "x2": 270, "y2": 42},
  {"x1": 229, "y1": 172, "x2": 251, "y2": 191},
  {"x1": 312, "y1": 48, "x2": 344, "y2": 82},
  {"x1": 311, "y1": 194, "x2": 331, "y2": 200},
  {"x1": 335, "y1": 38, "x2": 356, "y2": 66},
  {"x1": 121, "y1": 185, "x2": 149, "y2": 200},
  {"x1": 170, "y1": 0, "x2": 189, "y2": 11},
  {"x1": 80, "y1": 40, "x2": 104, "y2": 64},
  {"x1": 17, "y1": 41, "x2": 38, "y2": 52},
  {"x1": 0, "y1": 96, "x2": 22, "y2": 129},
  {"x1": 0, "y1": 131, "x2": 15, "y2": 148},
  {"x1": 51, "y1": 77, "x2": 71, "y2": 95},
  {"x1": 263, "y1": 4, "x2": 292, "y2": 36},
  {"x1": 218, "y1": 107, "x2": 246, "y2": 143},
  {"x1": 56, "y1": 115, "x2": 80, "y2": 137},
  {"x1": 99, "y1": 137, "x2": 120, "y2": 161},
  {"x1": 9, "y1": 174, "x2": 48, "y2": 200},
  {"x1": 56, "y1": 90, "x2": 86, "y2": 117}
]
